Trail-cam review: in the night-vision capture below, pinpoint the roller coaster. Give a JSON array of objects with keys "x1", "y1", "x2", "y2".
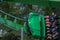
[{"x1": 0, "y1": 0, "x2": 60, "y2": 40}]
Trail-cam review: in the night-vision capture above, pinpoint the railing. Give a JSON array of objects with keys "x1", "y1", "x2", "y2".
[
  {"x1": 0, "y1": 10, "x2": 26, "y2": 32},
  {"x1": 0, "y1": 10, "x2": 46, "y2": 40},
  {"x1": 0, "y1": 10, "x2": 25, "y2": 21}
]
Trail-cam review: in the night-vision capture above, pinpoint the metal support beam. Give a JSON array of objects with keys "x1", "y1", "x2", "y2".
[
  {"x1": 3, "y1": 0, "x2": 60, "y2": 8},
  {"x1": 21, "y1": 27, "x2": 24, "y2": 40}
]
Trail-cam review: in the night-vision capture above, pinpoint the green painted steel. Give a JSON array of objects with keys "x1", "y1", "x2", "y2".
[
  {"x1": 40, "y1": 15, "x2": 45, "y2": 40},
  {"x1": 28, "y1": 12, "x2": 45, "y2": 39},
  {"x1": 3, "y1": 0, "x2": 49, "y2": 7},
  {"x1": 48, "y1": 1, "x2": 60, "y2": 8},
  {"x1": 28, "y1": 12, "x2": 41, "y2": 37},
  {"x1": 0, "y1": 11, "x2": 46, "y2": 40},
  {"x1": 3, "y1": 0, "x2": 60, "y2": 8},
  {"x1": 0, "y1": 10, "x2": 26, "y2": 31},
  {"x1": 50, "y1": 0, "x2": 60, "y2": 1},
  {"x1": 0, "y1": 17, "x2": 25, "y2": 31}
]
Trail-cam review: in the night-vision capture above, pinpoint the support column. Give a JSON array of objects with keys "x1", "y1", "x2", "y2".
[{"x1": 21, "y1": 27, "x2": 24, "y2": 40}]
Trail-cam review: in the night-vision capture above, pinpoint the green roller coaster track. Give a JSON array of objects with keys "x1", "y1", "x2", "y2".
[
  {"x1": 3, "y1": 0, "x2": 60, "y2": 8},
  {"x1": 0, "y1": 10, "x2": 45, "y2": 40},
  {"x1": 1, "y1": 0, "x2": 60, "y2": 40}
]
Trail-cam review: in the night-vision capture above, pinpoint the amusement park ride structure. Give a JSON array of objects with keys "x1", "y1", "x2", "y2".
[{"x1": 0, "y1": 0, "x2": 60, "y2": 40}]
